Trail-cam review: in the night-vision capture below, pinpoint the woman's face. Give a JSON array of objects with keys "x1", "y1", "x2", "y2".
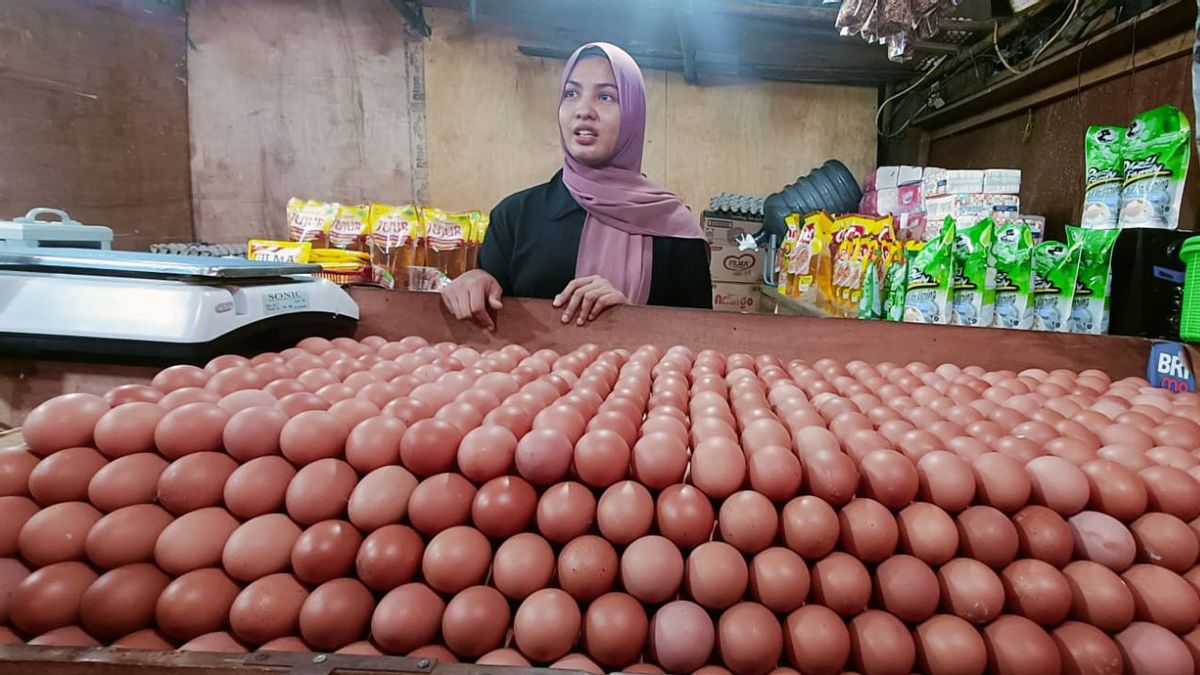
[{"x1": 559, "y1": 56, "x2": 621, "y2": 166}]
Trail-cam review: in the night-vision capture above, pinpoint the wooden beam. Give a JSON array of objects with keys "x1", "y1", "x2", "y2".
[{"x1": 676, "y1": 9, "x2": 699, "y2": 84}]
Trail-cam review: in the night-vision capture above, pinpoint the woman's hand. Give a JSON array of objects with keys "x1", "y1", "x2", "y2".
[
  {"x1": 441, "y1": 270, "x2": 504, "y2": 331},
  {"x1": 553, "y1": 275, "x2": 627, "y2": 326}
]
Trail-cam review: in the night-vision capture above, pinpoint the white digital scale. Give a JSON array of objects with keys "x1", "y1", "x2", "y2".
[{"x1": 0, "y1": 248, "x2": 359, "y2": 364}]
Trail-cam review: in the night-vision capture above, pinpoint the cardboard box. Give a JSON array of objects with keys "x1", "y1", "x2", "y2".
[
  {"x1": 703, "y1": 212, "x2": 765, "y2": 284},
  {"x1": 983, "y1": 169, "x2": 1022, "y2": 195},
  {"x1": 712, "y1": 282, "x2": 762, "y2": 313},
  {"x1": 897, "y1": 165, "x2": 925, "y2": 186},
  {"x1": 923, "y1": 169, "x2": 987, "y2": 197},
  {"x1": 925, "y1": 194, "x2": 1021, "y2": 232}
]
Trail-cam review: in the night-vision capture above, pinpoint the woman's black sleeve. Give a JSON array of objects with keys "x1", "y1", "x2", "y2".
[
  {"x1": 654, "y1": 237, "x2": 713, "y2": 309},
  {"x1": 477, "y1": 200, "x2": 517, "y2": 296}
]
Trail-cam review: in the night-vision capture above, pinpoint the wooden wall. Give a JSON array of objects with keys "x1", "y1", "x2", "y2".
[
  {"x1": 424, "y1": 8, "x2": 878, "y2": 217},
  {"x1": 186, "y1": 0, "x2": 424, "y2": 242},
  {"x1": 186, "y1": 3, "x2": 878, "y2": 240},
  {"x1": 0, "y1": 0, "x2": 192, "y2": 251}
]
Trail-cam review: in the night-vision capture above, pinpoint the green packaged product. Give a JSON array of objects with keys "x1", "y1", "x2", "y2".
[
  {"x1": 1118, "y1": 105, "x2": 1191, "y2": 229},
  {"x1": 1030, "y1": 239, "x2": 1081, "y2": 332},
  {"x1": 950, "y1": 218, "x2": 996, "y2": 327},
  {"x1": 1065, "y1": 226, "x2": 1120, "y2": 334},
  {"x1": 882, "y1": 255, "x2": 909, "y2": 322},
  {"x1": 990, "y1": 220, "x2": 1035, "y2": 329},
  {"x1": 903, "y1": 217, "x2": 955, "y2": 325},
  {"x1": 857, "y1": 253, "x2": 882, "y2": 320},
  {"x1": 1081, "y1": 126, "x2": 1125, "y2": 229}
]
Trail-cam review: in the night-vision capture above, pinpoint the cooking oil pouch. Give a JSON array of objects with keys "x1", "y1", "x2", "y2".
[
  {"x1": 779, "y1": 213, "x2": 803, "y2": 298},
  {"x1": 1065, "y1": 226, "x2": 1120, "y2": 334},
  {"x1": 328, "y1": 204, "x2": 371, "y2": 251},
  {"x1": 784, "y1": 212, "x2": 832, "y2": 304},
  {"x1": 287, "y1": 198, "x2": 338, "y2": 247},
  {"x1": 423, "y1": 208, "x2": 470, "y2": 277},
  {"x1": 904, "y1": 216, "x2": 955, "y2": 324},
  {"x1": 1119, "y1": 105, "x2": 1191, "y2": 229},
  {"x1": 1081, "y1": 126, "x2": 1125, "y2": 229},
  {"x1": 367, "y1": 203, "x2": 422, "y2": 290},
  {"x1": 247, "y1": 239, "x2": 311, "y2": 263},
  {"x1": 1030, "y1": 239, "x2": 1081, "y2": 332},
  {"x1": 990, "y1": 220, "x2": 1034, "y2": 329},
  {"x1": 811, "y1": 213, "x2": 838, "y2": 313},
  {"x1": 950, "y1": 218, "x2": 996, "y2": 327},
  {"x1": 832, "y1": 215, "x2": 892, "y2": 317}
]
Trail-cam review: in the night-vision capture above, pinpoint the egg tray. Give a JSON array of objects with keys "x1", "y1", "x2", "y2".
[{"x1": 4, "y1": 336, "x2": 1200, "y2": 675}]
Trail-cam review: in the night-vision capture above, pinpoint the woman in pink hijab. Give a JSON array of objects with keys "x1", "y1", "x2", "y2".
[{"x1": 441, "y1": 43, "x2": 711, "y2": 330}]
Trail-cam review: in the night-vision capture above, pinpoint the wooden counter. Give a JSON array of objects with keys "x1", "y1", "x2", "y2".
[{"x1": 0, "y1": 287, "x2": 1188, "y2": 427}]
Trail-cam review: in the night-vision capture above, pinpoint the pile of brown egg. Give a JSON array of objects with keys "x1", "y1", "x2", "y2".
[{"x1": 3, "y1": 335, "x2": 1200, "y2": 675}]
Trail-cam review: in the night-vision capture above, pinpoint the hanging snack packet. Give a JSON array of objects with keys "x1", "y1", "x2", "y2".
[
  {"x1": 990, "y1": 220, "x2": 1034, "y2": 329},
  {"x1": 949, "y1": 218, "x2": 996, "y2": 327},
  {"x1": 367, "y1": 203, "x2": 422, "y2": 290},
  {"x1": 1030, "y1": 239, "x2": 1081, "y2": 332},
  {"x1": 247, "y1": 239, "x2": 312, "y2": 263},
  {"x1": 1118, "y1": 105, "x2": 1192, "y2": 229},
  {"x1": 328, "y1": 204, "x2": 371, "y2": 251},
  {"x1": 1065, "y1": 226, "x2": 1120, "y2": 334},
  {"x1": 1081, "y1": 126, "x2": 1125, "y2": 229},
  {"x1": 903, "y1": 217, "x2": 955, "y2": 324},
  {"x1": 423, "y1": 208, "x2": 470, "y2": 278},
  {"x1": 286, "y1": 198, "x2": 337, "y2": 247}
]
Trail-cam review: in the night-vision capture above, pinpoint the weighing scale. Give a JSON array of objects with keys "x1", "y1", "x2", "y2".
[{"x1": 0, "y1": 248, "x2": 359, "y2": 365}]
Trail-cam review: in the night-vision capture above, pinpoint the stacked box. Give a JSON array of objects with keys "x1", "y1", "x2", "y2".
[{"x1": 703, "y1": 212, "x2": 764, "y2": 313}]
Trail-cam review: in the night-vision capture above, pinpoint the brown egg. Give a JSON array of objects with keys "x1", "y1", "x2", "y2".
[
  {"x1": 0, "y1": 499, "x2": 35, "y2": 556},
  {"x1": 938, "y1": 558, "x2": 1004, "y2": 624},
  {"x1": 917, "y1": 451, "x2": 976, "y2": 514},
  {"x1": 687, "y1": 541, "x2": 750, "y2": 609},
  {"x1": 298, "y1": 577, "x2": 374, "y2": 650},
  {"x1": 956, "y1": 506, "x2": 1019, "y2": 569},
  {"x1": 585, "y1": 592, "x2": 649, "y2": 668},
  {"x1": 22, "y1": 393, "x2": 109, "y2": 456},
  {"x1": 27, "y1": 447, "x2": 107, "y2": 505},
  {"x1": 858, "y1": 450, "x2": 918, "y2": 510},
  {"x1": 0, "y1": 448, "x2": 39, "y2": 497},
  {"x1": 720, "y1": 491, "x2": 779, "y2": 554},
  {"x1": 422, "y1": 525, "x2": 491, "y2": 594},
  {"x1": 913, "y1": 614, "x2": 987, "y2": 675},
  {"x1": 154, "y1": 402, "x2": 230, "y2": 459},
  {"x1": 179, "y1": 630, "x2": 248, "y2": 652},
  {"x1": 223, "y1": 456, "x2": 296, "y2": 519},
  {"x1": 718, "y1": 602, "x2": 784, "y2": 675},
  {"x1": 629, "y1": 432, "x2": 687, "y2": 490},
  {"x1": 621, "y1": 535, "x2": 684, "y2": 604},
  {"x1": 847, "y1": 610, "x2": 915, "y2": 675},
  {"x1": 982, "y1": 615, "x2": 1059, "y2": 675},
  {"x1": 154, "y1": 507, "x2": 239, "y2": 575},
  {"x1": 1114, "y1": 622, "x2": 1194, "y2": 675},
  {"x1": 8, "y1": 562, "x2": 97, "y2": 635},
  {"x1": 558, "y1": 535, "x2": 618, "y2": 601},
  {"x1": 110, "y1": 628, "x2": 176, "y2": 650},
  {"x1": 27, "y1": 626, "x2": 100, "y2": 647},
  {"x1": 221, "y1": 406, "x2": 288, "y2": 462},
  {"x1": 478, "y1": 648, "x2": 533, "y2": 666},
  {"x1": 157, "y1": 452, "x2": 237, "y2": 515},
  {"x1": 781, "y1": 495, "x2": 840, "y2": 559},
  {"x1": 1121, "y1": 564, "x2": 1200, "y2": 633},
  {"x1": 84, "y1": 503, "x2": 172, "y2": 570},
  {"x1": 19, "y1": 501, "x2": 101, "y2": 566},
  {"x1": 1068, "y1": 511, "x2": 1136, "y2": 572},
  {"x1": 972, "y1": 453, "x2": 1031, "y2": 513},
  {"x1": 1010, "y1": 505, "x2": 1073, "y2": 568},
  {"x1": 407, "y1": 473, "x2": 477, "y2": 536},
  {"x1": 336, "y1": 640, "x2": 382, "y2": 655},
  {"x1": 692, "y1": 438, "x2": 747, "y2": 499},
  {"x1": 801, "y1": 448, "x2": 860, "y2": 507},
  {"x1": 1082, "y1": 460, "x2": 1148, "y2": 521},
  {"x1": 1129, "y1": 512, "x2": 1199, "y2": 572},
  {"x1": 656, "y1": 484, "x2": 716, "y2": 549},
  {"x1": 155, "y1": 567, "x2": 240, "y2": 640},
  {"x1": 79, "y1": 563, "x2": 170, "y2": 638},
  {"x1": 227, "y1": 573, "x2": 307, "y2": 645},
  {"x1": 744, "y1": 547, "x2": 807, "y2": 614},
  {"x1": 1024, "y1": 456, "x2": 1089, "y2": 517},
  {"x1": 838, "y1": 499, "x2": 898, "y2": 563},
  {"x1": 87, "y1": 452, "x2": 168, "y2": 512},
  {"x1": 153, "y1": 364, "x2": 210, "y2": 392},
  {"x1": 371, "y1": 583, "x2": 445, "y2": 654},
  {"x1": 1000, "y1": 559, "x2": 1071, "y2": 626},
  {"x1": 343, "y1": 416, "x2": 406, "y2": 473},
  {"x1": 345, "y1": 465, "x2": 416, "y2": 533},
  {"x1": 441, "y1": 585, "x2": 510, "y2": 658},
  {"x1": 277, "y1": 411, "x2": 348, "y2": 465},
  {"x1": 104, "y1": 384, "x2": 164, "y2": 407},
  {"x1": 514, "y1": 588, "x2": 581, "y2": 662},
  {"x1": 747, "y1": 445, "x2": 803, "y2": 503},
  {"x1": 493, "y1": 532, "x2": 555, "y2": 600},
  {"x1": 1051, "y1": 622, "x2": 1123, "y2": 675},
  {"x1": 285, "y1": 458, "x2": 356, "y2": 525},
  {"x1": 1140, "y1": 466, "x2": 1200, "y2": 521},
  {"x1": 810, "y1": 552, "x2": 871, "y2": 617},
  {"x1": 354, "y1": 524, "x2": 422, "y2": 591},
  {"x1": 1062, "y1": 560, "x2": 1135, "y2": 632},
  {"x1": 896, "y1": 502, "x2": 959, "y2": 565},
  {"x1": 158, "y1": 387, "x2": 221, "y2": 411},
  {"x1": 291, "y1": 519, "x2": 361, "y2": 584},
  {"x1": 537, "y1": 481, "x2": 597, "y2": 544},
  {"x1": 874, "y1": 555, "x2": 938, "y2": 623},
  {"x1": 514, "y1": 428, "x2": 574, "y2": 486},
  {"x1": 222, "y1": 513, "x2": 301, "y2": 582},
  {"x1": 597, "y1": 480, "x2": 654, "y2": 545},
  {"x1": 784, "y1": 605, "x2": 850, "y2": 675},
  {"x1": 277, "y1": 392, "x2": 331, "y2": 417}
]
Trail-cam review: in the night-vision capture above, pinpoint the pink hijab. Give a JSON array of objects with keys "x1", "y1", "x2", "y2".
[{"x1": 560, "y1": 43, "x2": 705, "y2": 305}]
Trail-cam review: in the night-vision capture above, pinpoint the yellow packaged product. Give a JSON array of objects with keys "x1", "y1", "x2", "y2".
[
  {"x1": 328, "y1": 204, "x2": 371, "y2": 251},
  {"x1": 782, "y1": 212, "x2": 833, "y2": 304},
  {"x1": 247, "y1": 239, "x2": 312, "y2": 263},
  {"x1": 308, "y1": 248, "x2": 372, "y2": 285},
  {"x1": 368, "y1": 203, "x2": 423, "y2": 290},
  {"x1": 423, "y1": 208, "x2": 470, "y2": 278},
  {"x1": 286, "y1": 198, "x2": 338, "y2": 247},
  {"x1": 831, "y1": 215, "x2": 895, "y2": 317},
  {"x1": 465, "y1": 211, "x2": 484, "y2": 272}
]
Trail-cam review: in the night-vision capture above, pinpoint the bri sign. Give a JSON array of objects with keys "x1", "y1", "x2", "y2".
[{"x1": 1147, "y1": 341, "x2": 1195, "y2": 393}]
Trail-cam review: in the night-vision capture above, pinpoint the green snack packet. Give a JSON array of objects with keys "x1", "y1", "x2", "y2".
[
  {"x1": 857, "y1": 252, "x2": 882, "y2": 320},
  {"x1": 1118, "y1": 105, "x2": 1191, "y2": 229},
  {"x1": 1082, "y1": 126, "x2": 1125, "y2": 229},
  {"x1": 882, "y1": 255, "x2": 909, "y2": 322},
  {"x1": 1065, "y1": 226, "x2": 1120, "y2": 334},
  {"x1": 1030, "y1": 239, "x2": 1081, "y2": 332},
  {"x1": 904, "y1": 217, "x2": 955, "y2": 325},
  {"x1": 990, "y1": 220, "x2": 1035, "y2": 329},
  {"x1": 950, "y1": 218, "x2": 996, "y2": 327}
]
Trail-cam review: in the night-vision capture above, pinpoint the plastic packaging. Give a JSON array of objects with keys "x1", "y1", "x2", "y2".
[
  {"x1": 1030, "y1": 239, "x2": 1081, "y2": 332},
  {"x1": 903, "y1": 216, "x2": 956, "y2": 324},
  {"x1": 990, "y1": 220, "x2": 1034, "y2": 329},
  {"x1": 949, "y1": 218, "x2": 996, "y2": 327},
  {"x1": 1065, "y1": 226, "x2": 1120, "y2": 334},
  {"x1": 1081, "y1": 126, "x2": 1125, "y2": 229},
  {"x1": 1118, "y1": 105, "x2": 1192, "y2": 229}
]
